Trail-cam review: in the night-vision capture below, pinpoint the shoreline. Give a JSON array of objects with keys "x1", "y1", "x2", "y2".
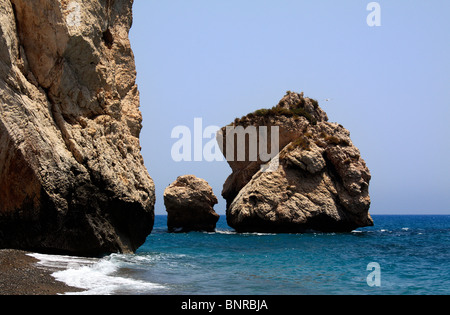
[{"x1": 0, "y1": 249, "x2": 83, "y2": 295}]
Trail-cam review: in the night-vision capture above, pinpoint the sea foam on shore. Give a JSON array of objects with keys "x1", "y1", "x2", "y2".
[{"x1": 29, "y1": 253, "x2": 165, "y2": 295}]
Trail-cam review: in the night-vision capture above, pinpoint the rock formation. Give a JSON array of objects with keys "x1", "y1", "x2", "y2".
[
  {"x1": 0, "y1": 0, "x2": 155, "y2": 256},
  {"x1": 218, "y1": 92, "x2": 372, "y2": 233},
  {"x1": 164, "y1": 175, "x2": 220, "y2": 232}
]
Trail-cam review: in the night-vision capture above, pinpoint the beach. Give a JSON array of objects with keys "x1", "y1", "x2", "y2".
[{"x1": 0, "y1": 249, "x2": 82, "y2": 295}]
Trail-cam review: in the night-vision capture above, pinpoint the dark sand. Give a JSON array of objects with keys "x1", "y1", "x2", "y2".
[{"x1": 0, "y1": 249, "x2": 83, "y2": 295}]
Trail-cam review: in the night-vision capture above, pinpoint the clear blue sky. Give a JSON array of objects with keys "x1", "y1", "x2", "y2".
[{"x1": 130, "y1": 0, "x2": 450, "y2": 215}]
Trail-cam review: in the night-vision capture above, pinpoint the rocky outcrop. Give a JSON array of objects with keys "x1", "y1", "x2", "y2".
[
  {"x1": 0, "y1": 0, "x2": 155, "y2": 256},
  {"x1": 164, "y1": 175, "x2": 220, "y2": 232},
  {"x1": 219, "y1": 92, "x2": 372, "y2": 233}
]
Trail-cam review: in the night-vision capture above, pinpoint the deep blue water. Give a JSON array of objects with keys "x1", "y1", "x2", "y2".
[{"x1": 34, "y1": 215, "x2": 450, "y2": 295}]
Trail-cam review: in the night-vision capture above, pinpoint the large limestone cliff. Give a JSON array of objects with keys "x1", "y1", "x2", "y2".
[
  {"x1": 0, "y1": 0, "x2": 155, "y2": 256},
  {"x1": 219, "y1": 92, "x2": 372, "y2": 233}
]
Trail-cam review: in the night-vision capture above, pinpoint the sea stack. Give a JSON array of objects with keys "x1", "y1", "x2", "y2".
[
  {"x1": 218, "y1": 91, "x2": 373, "y2": 233},
  {"x1": 0, "y1": 0, "x2": 155, "y2": 256},
  {"x1": 164, "y1": 175, "x2": 220, "y2": 232}
]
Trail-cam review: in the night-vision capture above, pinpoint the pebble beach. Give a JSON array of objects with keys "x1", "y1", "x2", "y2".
[{"x1": 0, "y1": 249, "x2": 81, "y2": 295}]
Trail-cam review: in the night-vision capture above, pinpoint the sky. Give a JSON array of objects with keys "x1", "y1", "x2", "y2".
[{"x1": 129, "y1": 0, "x2": 450, "y2": 215}]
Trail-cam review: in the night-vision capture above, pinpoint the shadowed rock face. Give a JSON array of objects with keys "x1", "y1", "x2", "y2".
[
  {"x1": 219, "y1": 92, "x2": 373, "y2": 233},
  {"x1": 0, "y1": 0, "x2": 155, "y2": 256},
  {"x1": 164, "y1": 175, "x2": 220, "y2": 233}
]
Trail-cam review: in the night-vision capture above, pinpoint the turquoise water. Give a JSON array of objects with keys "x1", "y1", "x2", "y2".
[{"x1": 35, "y1": 215, "x2": 450, "y2": 295}]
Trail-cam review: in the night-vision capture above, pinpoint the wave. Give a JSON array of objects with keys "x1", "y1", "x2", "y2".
[
  {"x1": 210, "y1": 229, "x2": 277, "y2": 236},
  {"x1": 28, "y1": 253, "x2": 165, "y2": 295},
  {"x1": 214, "y1": 230, "x2": 236, "y2": 235}
]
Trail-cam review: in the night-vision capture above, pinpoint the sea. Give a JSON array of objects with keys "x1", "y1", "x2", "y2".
[{"x1": 29, "y1": 215, "x2": 450, "y2": 295}]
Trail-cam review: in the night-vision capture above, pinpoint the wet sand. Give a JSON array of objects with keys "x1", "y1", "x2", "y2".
[{"x1": 0, "y1": 249, "x2": 83, "y2": 295}]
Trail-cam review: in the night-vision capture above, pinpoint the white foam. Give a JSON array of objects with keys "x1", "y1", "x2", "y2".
[
  {"x1": 212, "y1": 230, "x2": 277, "y2": 236},
  {"x1": 29, "y1": 253, "x2": 98, "y2": 269},
  {"x1": 213, "y1": 230, "x2": 237, "y2": 235},
  {"x1": 29, "y1": 253, "x2": 165, "y2": 295},
  {"x1": 243, "y1": 232, "x2": 277, "y2": 236}
]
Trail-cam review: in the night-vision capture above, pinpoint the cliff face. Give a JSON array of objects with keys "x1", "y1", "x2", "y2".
[
  {"x1": 219, "y1": 92, "x2": 372, "y2": 233},
  {"x1": 0, "y1": 0, "x2": 155, "y2": 256}
]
